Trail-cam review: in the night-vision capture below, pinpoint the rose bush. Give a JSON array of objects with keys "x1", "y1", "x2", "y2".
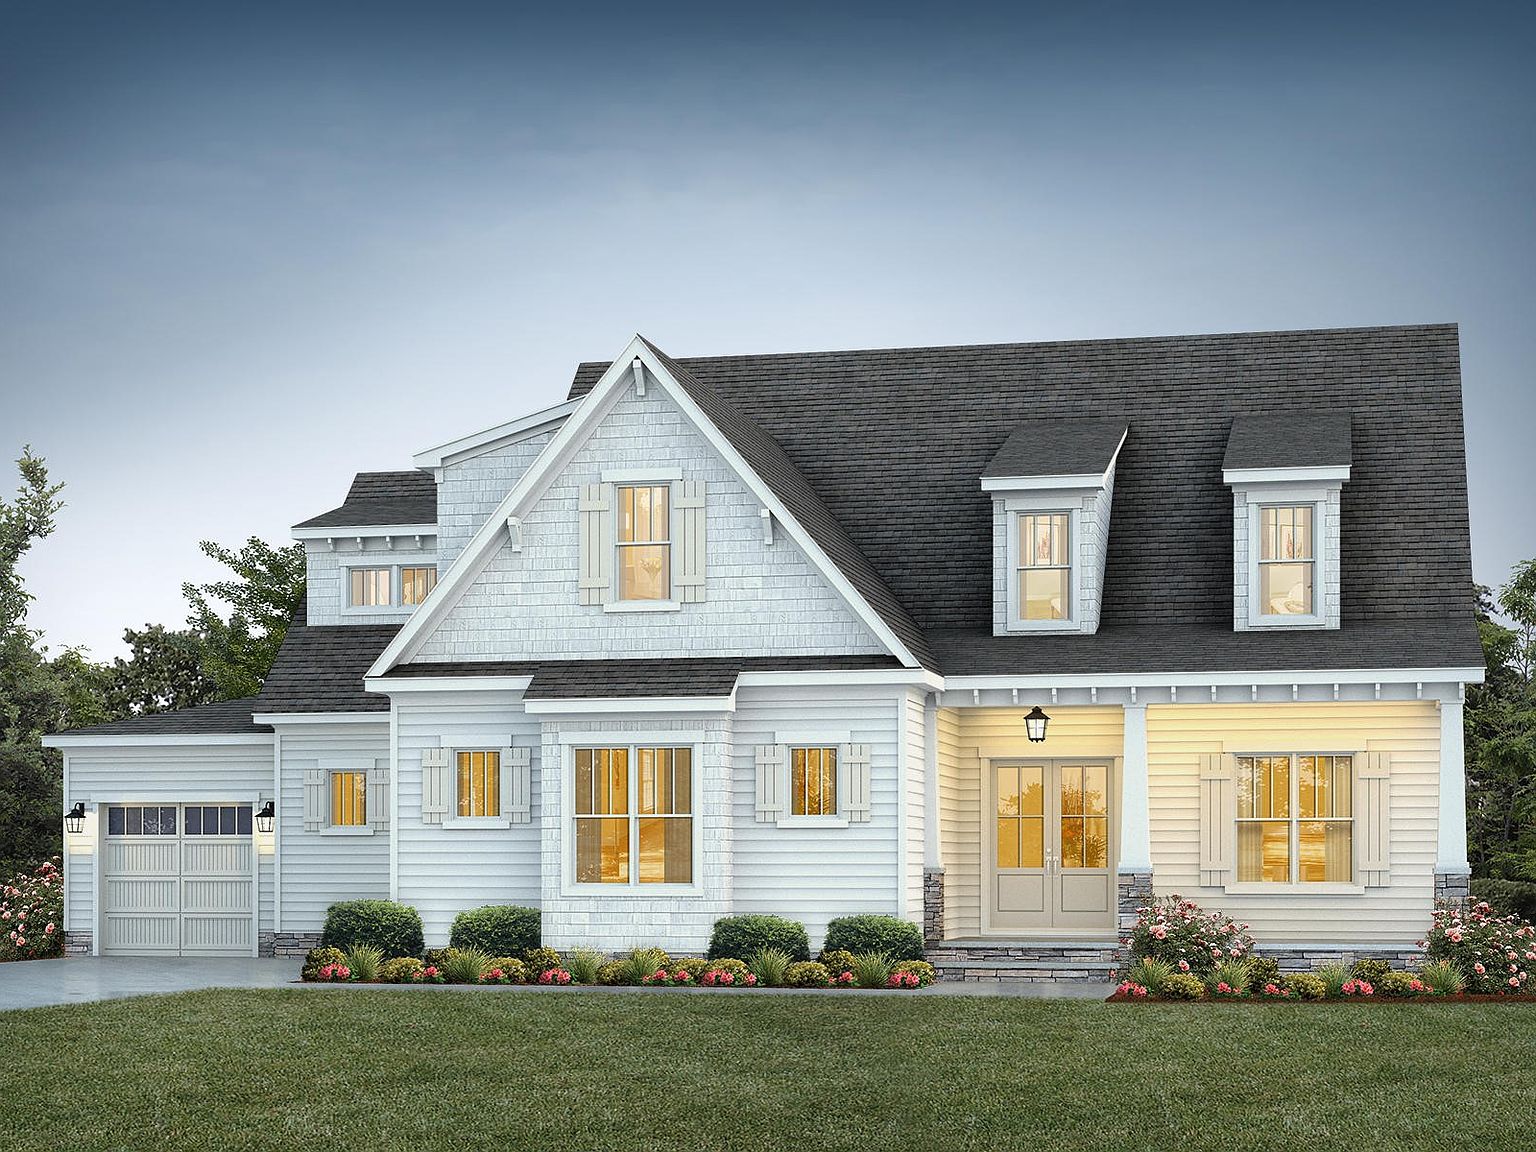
[
  {"x1": 1, "y1": 858, "x2": 65, "y2": 962},
  {"x1": 1125, "y1": 895, "x2": 1256, "y2": 976},
  {"x1": 1422, "y1": 901, "x2": 1536, "y2": 994}
]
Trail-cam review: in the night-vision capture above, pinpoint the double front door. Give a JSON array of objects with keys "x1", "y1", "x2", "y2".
[{"x1": 988, "y1": 760, "x2": 1114, "y2": 933}]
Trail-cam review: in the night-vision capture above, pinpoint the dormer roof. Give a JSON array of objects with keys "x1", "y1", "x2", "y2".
[
  {"x1": 981, "y1": 418, "x2": 1129, "y2": 489},
  {"x1": 292, "y1": 471, "x2": 438, "y2": 532},
  {"x1": 1223, "y1": 410, "x2": 1353, "y2": 483}
]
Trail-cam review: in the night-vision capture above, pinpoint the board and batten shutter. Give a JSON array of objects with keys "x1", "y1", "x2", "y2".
[
  {"x1": 673, "y1": 479, "x2": 707, "y2": 603},
  {"x1": 1356, "y1": 751, "x2": 1392, "y2": 887},
  {"x1": 755, "y1": 745, "x2": 785, "y2": 822},
  {"x1": 844, "y1": 743, "x2": 872, "y2": 823},
  {"x1": 366, "y1": 766, "x2": 390, "y2": 832},
  {"x1": 421, "y1": 747, "x2": 451, "y2": 826},
  {"x1": 1198, "y1": 753, "x2": 1236, "y2": 887},
  {"x1": 503, "y1": 746, "x2": 532, "y2": 824},
  {"x1": 578, "y1": 482, "x2": 615, "y2": 605},
  {"x1": 303, "y1": 768, "x2": 326, "y2": 832}
]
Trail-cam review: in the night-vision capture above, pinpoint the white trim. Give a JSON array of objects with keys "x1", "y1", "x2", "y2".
[
  {"x1": 412, "y1": 399, "x2": 580, "y2": 470},
  {"x1": 321, "y1": 826, "x2": 375, "y2": 837},
  {"x1": 272, "y1": 730, "x2": 282, "y2": 932},
  {"x1": 388, "y1": 700, "x2": 399, "y2": 901},
  {"x1": 365, "y1": 335, "x2": 921, "y2": 678},
  {"x1": 443, "y1": 816, "x2": 513, "y2": 830},
  {"x1": 1223, "y1": 464, "x2": 1351, "y2": 486},
  {"x1": 251, "y1": 713, "x2": 390, "y2": 727},
  {"x1": 524, "y1": 693, "x2": 737, "y2": 715},
  {"x1": 1245, "y1": 497, "x2": 1328, "y2": 628},
  {"x1": 981, "y1": 427, "x2": 1128, "y2": 493},
  {"x1": 365, "y1": 676, "x2": 534, "y2": 694},
  {"x1": 291, "y1": 523, "x2": 437, "y2": 541},
  {"x1": 945, "y1": 667, "x2": 1486, "y2": 690},
  {"x1": 601, "y1": 466, "x2": 682, "y2": 483},
  {"x1": 44, "y1": 733, "x2": 273, "y2": 748},
  {"x1": 775, "y1": 814, "x2": 851, "y2": 830},
  {"x1": 1222, "y1": 883, "x2": 1367, "y2": 896},
  {"x1": 602, "y1": 600, "x2": 681, "y2": 614},
  {"x1": 1436, "y1": 699, "x2": 1470, "y2": 872},
  {"x1": 1119, "y1": 703, "x2": 1152, "y2": 873},
  {"x1": 76, "y1": 791, "x2": 263, "y2": 804},
  {"x1": 1005, "y1": 505, "x2": 1081, "y2": 633},
  {"x1": 770, "y1": 728, "x2": 853, "y2": 744},
  {"x1": 896, "y1": 691, "x2": 908, "y2": 915},
  {"x1": 737, "y1": 669, "x2": 944, "y2": 690}
]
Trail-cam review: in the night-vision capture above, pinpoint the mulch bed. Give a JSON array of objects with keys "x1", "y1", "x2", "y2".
[{"x1": 1106, "y1": 990, "x2": 1536, "y2": 1004}]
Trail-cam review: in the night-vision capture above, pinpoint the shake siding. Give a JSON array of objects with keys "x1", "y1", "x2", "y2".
[
  {"x1": 1146, "y1": 702, "x2": 1440, "y2": 945},
  {"x1": 436, "y1": 431, "x2": 557, "y2": 566},
  {"x1": 394, "y1": 691, "x2": 542, "y2": 944},
  {"x1": 276, "y1": 724, "x2": 391, "y2": 931},
  {"x1": 731, "y1": 686, "x2": 902, "y2": 950},
  {"x1": 62, "y1": 743, "x2": 276, "y2": 936},
  {"x1": 304, "y1": 538, "x2": 438, "y2": 627}
]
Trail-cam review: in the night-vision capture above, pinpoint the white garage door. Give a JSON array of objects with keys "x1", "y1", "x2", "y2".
[{"x1": 102, "y1": 804, "x2": 255, "y2": 956}]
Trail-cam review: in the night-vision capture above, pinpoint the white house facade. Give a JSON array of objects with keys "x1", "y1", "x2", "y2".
[{"x1": 47, "y1": 325, "x2": 1485, "y2": 977}]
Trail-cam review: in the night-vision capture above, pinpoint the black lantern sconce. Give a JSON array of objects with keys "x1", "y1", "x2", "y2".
[
  {"x1": 1024, "y1": 706, "x2": 1051, "y2": 743},
  {"x1": 65, "y1": 802, "x2": 87, "y2": 834},
  {"x1": 255, "y1": 801, "x2": 275, "y2": 834}
]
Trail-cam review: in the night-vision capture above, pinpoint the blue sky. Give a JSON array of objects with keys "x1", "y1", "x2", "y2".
[{"x1": 4, "y1": 1, "x2": 1533, "y2": 656}]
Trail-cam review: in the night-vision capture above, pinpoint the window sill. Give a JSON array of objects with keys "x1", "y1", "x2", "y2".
[
  {"x1": 775, "y1": 816, "x2": 850, "y2": 830},
  {"x1": 1222, "y1": 883, "x2": 1367, "y2": 896},
  {"x1": 1005, "y1": 620, "x2": 1081, "y2": 634},
  {"x1": 560, "y1": 882, "x2": 706, "y2": 898},
  {"x1": 321, "y1": 826, "x2": 375, "y2": 837},
  {"x1": 1247, "y1": 614, "x2": 1328, "y2": 630},
  {"x1": 603, "y1": 600, "x2": 681, "y2": 614},
  {"x1": 443, "y1": 817, "x2": 512, "y2": 830}
]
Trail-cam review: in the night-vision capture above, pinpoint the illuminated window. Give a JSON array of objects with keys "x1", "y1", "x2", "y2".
[
  {"x1": 1236, "y1": 754, "x2": 1352, "y2": 883},
  {"x1": 1258, "y1": 506, "x2": 1314, "y2": 616},
  {"x1": 400, "y1": 567, "x2": 437, "y2": 605},
  {"x1": 331, "y1": 772, "x2": 367, "y2": 827},
  {"x1": 616, "y1": 485, "x2": 670, "y2": 600},
  {"x1": 790, "y1": 747, "x2": 837, "y2": 817},
  {"x1": 574, "y1": 746, "x2": 693, "y2": 885},
  {"x1": 1016, "y1": 512, "x2": 1071, "y2": 621},
  {"x1": 456, "y1": 750, "x2": 501, "y2": 818},
  {"x1": 349, "y1": 567, "x2": 392, "y2": 607}
]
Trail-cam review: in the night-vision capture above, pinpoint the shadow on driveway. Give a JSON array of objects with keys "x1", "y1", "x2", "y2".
[{"x1": 0, "y1": 956, "x2": 297, "y2": 1011}]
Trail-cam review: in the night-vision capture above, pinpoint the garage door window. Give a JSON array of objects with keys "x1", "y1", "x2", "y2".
[
  {"x1": 106, "y1": 805, "x2": 177, "y2": 836},
  {"x1": 185, "y1": 805, "x2": 253, "y2": 836}
]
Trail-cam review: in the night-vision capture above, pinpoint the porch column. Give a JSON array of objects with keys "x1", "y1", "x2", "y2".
[
  {"x1": 922, "y1": 693, "x2": 945, "y2": 944},
  {"x1": 1119, "y1": 703, "x2": 1152, "y2": 872},
  {"x1": 1434, "y1": 697, "x2": 1471, "y2": 902}
]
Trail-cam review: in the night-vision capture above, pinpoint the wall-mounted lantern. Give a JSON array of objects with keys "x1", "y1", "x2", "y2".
[
  {"x1": 1024, "y1": 706, "x2": 1051, "y2": 743},
  {"x1": 65, "y1": 802, "x2": 87, "y2": 834},
  {"x1": 255, "y1": 801, "x2": 276, "y2": 834}
]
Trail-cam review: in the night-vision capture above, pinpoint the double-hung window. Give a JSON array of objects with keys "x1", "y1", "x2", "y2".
[
  {"x1": 573, "y1": 746, "x2": 693, "y2": 885},
  {"x1": 1235, "y1": 754, "x2": 1352, "y2": 883},
  {"x1": 331, "y1": 771, "x2": 367, "y2": 827},
  {"x1": 790, "y1": 747, "x2": 838, "y2": 817},
  {"x1": 616, "y1": 485, "x2": 670, "y2": 601},
  {"x1": 457, "y1": 751, "x2": 501, "y2": 818},
  {"x1": 1257, "y1": 505, "x2": 1314, "y2": 617},
  {"x1": 1017, "y1": 512, "x2": 1072, "y2": 622}
]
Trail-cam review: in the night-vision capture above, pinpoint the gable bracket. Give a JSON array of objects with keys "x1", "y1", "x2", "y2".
[
  {"x1": 632, "y1": 357, "x2": 646, "y2": 397},
  {"x1": 759, "y1": 507, "x2": 773, "y2": 545}
]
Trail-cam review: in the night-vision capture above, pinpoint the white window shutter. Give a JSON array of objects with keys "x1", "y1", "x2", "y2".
[
  {"x1": 303, "y1": 768, "x2": 325, "y2": 833},
  {"x1": 503, "y1": 746, "x2": 532, "y2": 824},
  {"x1": 578, "y1": 482, "x2": 614, "y2": 605},
  {"x1": 674, "y1": 479, "x2": 707, "y2": 603},
  {"x1": 844, "y1": 743, "x2": 872, "y2": 823},
  {"x1": 1198, "y1": 753, "x2": 1235, "y2": 887},
  {"x1": 366, "y1": 765, "x2": 390, "y2": 832},
  {"x1": 421, "y1": 747, "x2": 450, "y2": 826},
  {"x1": 1356, "y1": 751, "x2": 1392, "y2": 887},
  {"x1": 755, "y1": 745, "x2": 785, "y2": 823}
]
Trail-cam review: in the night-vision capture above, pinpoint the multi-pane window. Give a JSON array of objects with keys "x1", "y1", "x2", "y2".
[
  {"x1": 790, "y1": 747, "x2": 838, "y2": 817},
  {"x1": 1236, "y1": 754, "x2": 1352, "y2": 883},
  {"x1": 574, "y1": 746, "x2": 693, "y2": 885},
  {"x1": 185, "y1": 805, "x2": 253, "y2": 835},
  {"x1": 1258, "y1": 506, "x2": 1314, "y2": 616},
  {"x1": 456, "y1": 750, "x2": 501, "y2": 818},
  {"x1": 1058, "y1": 764, "x2": 1109, "y2": 869},
  {"x1": 349, "y1": 567, "x2": 392, "y2": 608},
  {"x1": 400, "y1": 567, "x2": 437, "y2": 605},
  {"x1": 331, "y1": 772, "x2": 367, "y2": 827},
  {"x1": 106, "y1": 805, "x2": 177, "y2": 836},
  {"x1": 1017, "y1": 512, "x2": 1071, "y2": 621},
  {"x1": 617, "y1": 485, "x2": 670, "y2": 601}
]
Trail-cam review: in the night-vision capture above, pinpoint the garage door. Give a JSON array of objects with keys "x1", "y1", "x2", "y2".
[{"x1": 102, "y1": 804, "x2": 254, "y2": 956}]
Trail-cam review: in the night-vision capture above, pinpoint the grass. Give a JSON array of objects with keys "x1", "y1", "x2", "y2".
[{"x1": 7, "y1": 990, "x2": 1536, "y2": 1151}]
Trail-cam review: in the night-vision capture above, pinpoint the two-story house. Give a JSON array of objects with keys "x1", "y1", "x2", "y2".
[{"x1": 47, "y1": 325, "x2": 1484, "y2": 978}]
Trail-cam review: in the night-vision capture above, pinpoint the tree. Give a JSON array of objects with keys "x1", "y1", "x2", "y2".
[
  {"x1": 106, "y1": 624, "x2": 218, "y2": 716},
  {"x1": 182, "y1": 537, "x2": 305, "y2": 700}
]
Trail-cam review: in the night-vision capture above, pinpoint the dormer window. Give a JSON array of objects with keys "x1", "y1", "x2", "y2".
[
  {"x1": 1017, "y1": 512, "x2": 1072, "y2": 622},
  {"x1": 1257, "y1": 505, "x2": 1315, "y2": 617}
]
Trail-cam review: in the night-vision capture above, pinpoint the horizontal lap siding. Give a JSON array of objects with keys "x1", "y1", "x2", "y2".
[
  {"x1": 731, "y1": 686, "x2": 902, "y2": 951},
  {"x1": 278, "y1": 726, "x2": 391, "y2": 932},
  {"x1": 936, "y1": 707, "x2": 974, "y2": 936},
  {"x1": 396, "y1": 692, "x2": 542, "y2": 945},
  {"x1": 1146, "y1": 702, "x2": 1440, "y2": 945}
]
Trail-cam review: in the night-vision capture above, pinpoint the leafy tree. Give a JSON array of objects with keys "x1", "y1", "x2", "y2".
[
  {"x1": 182, "y1": 537, "x2": 305, "y2": 700},
  {"x1": 106, "y1": 624, "x2": 218, "y2": 716}
]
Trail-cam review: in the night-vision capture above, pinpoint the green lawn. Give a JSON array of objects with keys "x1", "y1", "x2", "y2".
[{"x1": 8, "y1": 990, "x2": 1536, "y2": 1151}]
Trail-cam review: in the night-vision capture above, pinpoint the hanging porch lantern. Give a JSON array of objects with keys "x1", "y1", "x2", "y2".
[{"x1": 1023, "y1": 706, "x2": 1051, "y2": 743}]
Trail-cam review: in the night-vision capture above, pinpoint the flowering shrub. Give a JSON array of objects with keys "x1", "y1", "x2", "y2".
[
  {"x1": 1116, "y1": 980, "x2": 1150, "y2": 998},
  {"x1": 1340, "y1": 978, "x2": 1374, "y2": 997},
  {"x1": 315, "y1": 962, "x2": 352, "y2": 982},
  {"x1": 538, "y1": 967, "x2": 573, "y2": 985},
  {"x1": 409, "y1": 964, "x2": 445, "y2": 984},
  {"x1": 1258, "y1": 982, "x2": 1293, "y2": 999},
  {"x1": 641, "y1": 968, "x2": 696, "y2": 987},
  {"x1": 1210, "y1": 981, "x2": 1244, "y2": 998},
  {"x1": 301, "y1": 946, "x2": 348, "y2": 981},
  {"x1": 1423, "y1": 901, "x2": 1536, "y2": 995},
  {"x1": 379, "y1": 957, "x2": 425, "y2": 983},
  {"x1": 832, "y1": 970, "x2": 855, "y2": 987},
  {"x1": 1126, "y1": 896, "x2": 1256, "y2": 975},
  {"x1": 892, "y1": 960, "x2": 937, "y2": 987},
  {"x1": 1377, "y1": 971, "x2": 1422, "y2": 998},
  {"x1": 1, "y1": 858, "x2": 65, "y2": 962},
  {"x1": 885, "y1": 970, "x2": 922, "y2": 989},
  {"x1": 701, "y1": 968, "x2": 758, "y2": 987}
]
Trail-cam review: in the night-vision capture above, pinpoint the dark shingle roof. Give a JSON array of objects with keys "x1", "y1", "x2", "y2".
[
  {"x1": 293, "y1": 470, "x2": 438, "y2": 530},
  {"x1": 253, "y1": 604, "x2": 401, "y2": 713},
  {"x1": 54, "y1": 697, "x2": 268, "y2": 737},
  {"x1": 572, "y1": 325, "x2": 1481, "y2": 675},
  {"x1": 983, "y1": 418, "x2": 1129, "y2": 480},
  {"x1": 1224, "y1": 410, "x2": 1353, "y2": 472}
]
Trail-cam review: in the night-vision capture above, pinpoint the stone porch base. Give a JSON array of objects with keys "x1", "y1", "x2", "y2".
[
  {"x1": 261, "y1": 932, "x2": 322, "y2": 958},
  {"x1": 64, "y1": 931, "x2": 92, "y2": 956},
  {"x1": 927, "y1": 941, "x2": 1121, "y2": 983}
]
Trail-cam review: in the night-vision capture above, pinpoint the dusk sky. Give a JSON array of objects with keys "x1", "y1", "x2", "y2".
[{"x1": 3, "y1": 1, "x2": 1533, "y2": 657}]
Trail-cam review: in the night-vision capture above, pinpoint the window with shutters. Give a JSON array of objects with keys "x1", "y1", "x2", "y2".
[
  {"x1": 1235, "y1": 754, "x2": 1352, "y2": 884},
  {"x1": 616, "y1": 484, "x2": 670, "y2": 601},
  {"x1": 457, "y1": 750, "x2": 502, "y2": 818},
  {"x1": 572, "y1": 745, "x2": 694, "y2": 886},
  {"x1": 790, "y1": 747, "x2": 838, "y2": 817},
  {"x1": 331, "y1": 771, "x2": 367, "y2": 827}
]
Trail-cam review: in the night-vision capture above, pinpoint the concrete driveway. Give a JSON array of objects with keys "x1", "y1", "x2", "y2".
[{"x1": 0, "y1": 956, "x2": 297, "y2": 1012}]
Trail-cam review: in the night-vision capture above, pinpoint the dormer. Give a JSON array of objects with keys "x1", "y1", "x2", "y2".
[
  {"x1": 1223, "y1": 411, "x2": 1351, "y2": 631},
  {"x1": 982, "y1": 418, "x2": 1128, "y2": 636}
]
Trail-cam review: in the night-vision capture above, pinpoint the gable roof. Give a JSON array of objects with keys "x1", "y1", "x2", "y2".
[
  {"x1": 46, "y1": 697, "x2": 269, "y2": 738},
  {"x1": 254, "y1": 604, "x2": 401, "y2": 714},
  {"x1": 293, "y1": 471, "x2": 438, "y2": 530},
  {"x1": 983, "y1": 417, "x2": 1129, "y2": 481},
  {"x1": 572, "y1": 324, "x2": 1482, "y2": 676},
  {"x1": 1223, "y1": 410, "x2": 1353, "y2": 472}
]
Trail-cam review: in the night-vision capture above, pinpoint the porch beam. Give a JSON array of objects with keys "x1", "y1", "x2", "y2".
[{"x1": 1119, "y1": 703, "x2": 1152, "y2": 873}]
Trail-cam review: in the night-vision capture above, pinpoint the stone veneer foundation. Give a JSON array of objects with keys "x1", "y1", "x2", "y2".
[
  {"x1": 64, "y1": 931, "x2": 92, "y2": 956},
  {"x1": 922, "y1": 867, "x2": 945, "y2": 946},
  {"x1": 261, "y1": 931, "x2": 322, "y2": 958}
]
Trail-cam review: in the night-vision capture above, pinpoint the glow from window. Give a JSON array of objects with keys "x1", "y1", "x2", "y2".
[
  {"x1": 456, "y1": 751, "x2": 501, "y2": 818},
  {"x1": 1258, "y1": 506, "x2": 1314, "y2": 616},
  {"x1": 617, "y1": 485, "x2": 670, "y2": 600},
  {"x1": 1017, "y1": 512, "x2": 1071, "y2": 620}
]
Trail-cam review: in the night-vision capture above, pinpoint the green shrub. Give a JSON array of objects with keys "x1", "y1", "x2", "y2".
[
  {"x1": 321, "y1": 900, "x2": 425, "y2": 960},
  {"x1": 849, "y1": 951, "x2": 894, "y2": 989},
  {"x1": 1314, "y1": 962, "x2": 1351, "y2": 999},
  {"x1": 1206, "y1": 959, "x2": 1251, "y2": 995},
  {"x1": 707, "y1": 915, "x2": 810, "y2": 962},
  {"x1": 442, "y1": 947, "x2": 491, "y2": 984},
  {"x1": 1123, "y1": 957, "x2": 1174, "y2": 994},
  {"x1": 597, "y1": 960, "x2": 631, "y2": 986},
  {"x1": 819, "y1": 949, "x2": 857, "y2": 976},
  {"x1": 1378, "y1": 970, "x2": 1419, "y2": 997},
  {"x1": 1470, "y1": 877, "x2": 1536, "y2": 923},
  {"x1": 745, "y1": 947, "x2": 794, "y2": 987},
  {"x1": 566, "y1": 948, "x2": 603, "y2": 985},
  {"x1": 301, "y1": 946, "x2": 347, "y2": 981},
  {"x1": 671, "y1": 956, "x2": 708, "y2": 981},
  {"x1": 1158, "y1": 972, "x2": 1205, "y2": 1000},
  {"x1": 1247, "y1": 956, "x2": 1281, "y2": 991},
  {"x1": 342, "y1": 943, "x2": 384, "y2": 982},
  {"x1": 379, "y1": 957, "x2": 425, "y2": 983},
  {"x1": 449, "y1": 905, "x2": 541, "y2": 958},
  {"x1": 484, "y1": 957, "x2": 527, "y2": 983},
  {"x1": 893, "y1": 959, "x2": 937, "y2": 987},
  {"x1": 620, "y1": 948, "x2": 671, "y2": 985},
  {"x1": 1285, "y1": 973, "x2": 1326, "y2": 1001},
  {"x1": 703, "y1": 957, "x2": 748, "y2": 977},
  {"x1": 822, "y1": 915, "x2": 924, "y2": 962},
  {"x1": 1351, "y1": 958, "x2": 1393, "y2": 984},
  {"x1": 1418, "y1": 960, "x2": 1466, "y2": 996},
  {"x1": 786, "y1": 961, "x2": 831, "y2": 987},
  {"x1": 423, "y1": 948, "x2": 453, "y2": 970},
  {"x1": 521, "y1": 947, "x2": 563, "y2": 976}
]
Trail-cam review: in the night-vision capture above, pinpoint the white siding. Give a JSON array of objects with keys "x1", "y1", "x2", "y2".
[
  {"x1": 901, "y1": 690, "x2": 927, "y2": 921},
  {"x1": 413, "y1": 383, "x2": 887, "y2": 662},
  {"x1": 394, "y1": 691, "x2": 543, "y2": 944},
  {"x1": 436, "y1": 430, "x2": 557, "y2": 567},
  {"x1": 276, "y1": 722, "x2": 391, "y2": 932}
]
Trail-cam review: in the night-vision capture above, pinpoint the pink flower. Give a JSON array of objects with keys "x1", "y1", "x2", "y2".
[
  {"x1": 1177, "y1": 960, "x2": 1190, "y2": 972},
  {"x1": 1474, "y1": 962, "x2": 1486, "y2": 975},
  {"x1": 1510, "y1": 976, "x2": 1521, "y2": 988},
  {"x1": 423, "y1": 966, "x2": 438, "y2": 977},
  {"x1": 44, "y1": 923, "x2": 54, "y2": 934}
]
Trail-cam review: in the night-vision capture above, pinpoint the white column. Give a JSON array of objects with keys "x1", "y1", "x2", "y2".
[
  {"x1": 1436, "y1": 698, "x2": 1470, "y2": 873},
  {"x1": 1119, "y1": 703, "x2": 1152, "y2": 873},
  {"x1": 924, "y1": 693, "x2": 941, "y2": 869}
]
